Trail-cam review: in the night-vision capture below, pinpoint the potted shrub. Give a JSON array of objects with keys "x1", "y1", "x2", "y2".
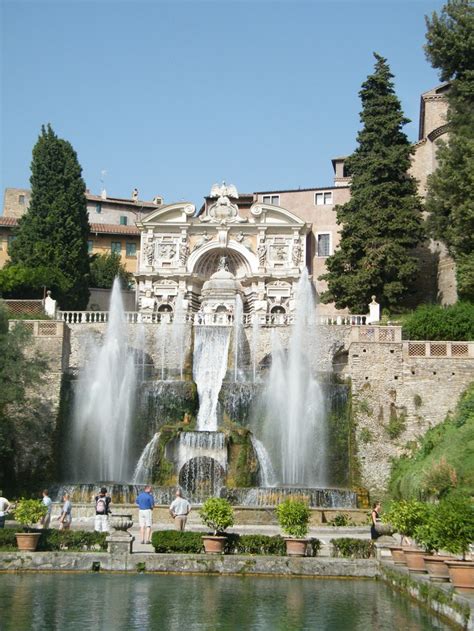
[
  {"x1": 383, "y1": 500, "x2": 425, "y2": 568},
  {"x1": 276, "y1": 498, "x2": 310, "y2": 556},
  {"x1": 15, "y1": 499, "x2": 47, "y2": 551},
  {"x1": 199, "y1": 498, "x2": 234, "y2": 554},
  {"x1": 414, "y1": 504, "x2": 451, "y2": 582},
  {"x1": 434, "y1": 495, "x2": 474, "y2": 592}
]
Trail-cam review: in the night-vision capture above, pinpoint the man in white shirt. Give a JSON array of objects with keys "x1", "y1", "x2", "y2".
[
  {"x1": 41, "y1": 489, "x2": 53, "y2": 529},
  {"x1": 169, "y1": 489, "x2": 191, "y2": 531},
  {"x1": 0, "y1": 491, "x2": 11, "y2": 529}
]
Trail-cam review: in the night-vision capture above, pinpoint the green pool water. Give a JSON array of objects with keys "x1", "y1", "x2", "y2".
[{"x1": 0, "y1": 574, "x2": 450, "y2": 630}]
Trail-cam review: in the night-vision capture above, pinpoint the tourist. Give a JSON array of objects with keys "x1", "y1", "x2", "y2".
[
  {"x1": 58, "y1": 493, "x2": 72, "y2": 530},
  {"x1": 370, "y1": 501, "x2": 382, "y2": 540},
  {"x1": 0, "y1": 491, "x2": 11, "y2": 529},
  {"x1": 94, "y1": 487, "x2": 112, "y2": 532},
  {"x1": 41, "y1": 489, "x2": 53, "y2": 529},
  {"x1": 136, "y1": 485, "x2": 155, "y2": 544},
  {"x1": 169, "y1": 488, "x2": 191, "y2": 532}
]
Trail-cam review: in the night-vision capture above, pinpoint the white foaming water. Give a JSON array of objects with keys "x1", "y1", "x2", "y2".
[
  {"x1": 155, "y1": 321, "x2": 166, "y2": 379},
  {"x1": 193, "y1": 326, "x2": 231, "y2": 430},
  {"x1": 233, "y1": 295, "x2": 245, "y2": 382},
  {"x1": 252, "y1": 314, "x2": 260, "y2": 382},
  {"x1": 250, "y1": 435, "x2": 277, "y2": 487},
  {"x1": 177, "y1": 431, "x2": 227, "y2": 470},
  {"x1": 135, "y1": 321, "x2": 146, "y2": 382},
  {"x1": 261, "y1": 269, "x2": 327, "y2": 486},
  {"x1": 172, "y1": 293, "x2": 186, "y2": 379},
  {"x1": 132, "y1": 432, "x2": 161, "y2": 484},
  {"x1": 71, "y1": 278, "x2": 137, "y2": 482}
]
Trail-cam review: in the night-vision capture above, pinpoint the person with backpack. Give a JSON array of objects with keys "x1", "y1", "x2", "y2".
[{"x1": 94, "y1": 487, "x2": 111, "y2": 532}]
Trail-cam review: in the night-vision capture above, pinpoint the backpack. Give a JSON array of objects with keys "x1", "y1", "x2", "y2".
[{"x1": 96, "y1": 496, "x2": 108, "y2": 514}]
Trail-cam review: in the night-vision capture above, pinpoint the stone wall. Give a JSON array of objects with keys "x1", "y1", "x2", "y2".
[{"x1": 347, "y1": 337, "x2": 474, "y2": 494}]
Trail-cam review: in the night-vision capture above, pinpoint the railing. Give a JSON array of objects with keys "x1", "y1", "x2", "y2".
[
  {"x1": 403, "y1": 341, "x2": 474, "y2": 359},
  {"x1": 9, "y1": 320, "x2": 64, "y2": 337},
  {"x1": 58, "y1": 310, "x2": 369, "y2": 327},
  {"x1": 350, "y1": 326, "x2": 402, "y2": 343}
]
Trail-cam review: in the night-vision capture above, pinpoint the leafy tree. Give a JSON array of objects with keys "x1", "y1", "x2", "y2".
[
  {"x1": 89, "y1": 252, "x2": 132, "y2": 289},
  {"x1": 320, "y1": 54, "x2": 424, "y2": 313},
  {"x1": 8, "y1": 124, "x2": 90, "y2": 309},
  {"x1": 0, "y1": 264, "x2": 68, "y2": 299},
  {"x1": 0, "y1": 303, "x2": 48, "y2": 493},
  {"x1": 424, "y1": 0, "x2": 474, "y2": 300}
]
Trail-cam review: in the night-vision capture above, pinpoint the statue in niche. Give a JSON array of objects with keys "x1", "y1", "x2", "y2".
[
  {"x1": 194, "y1": 231, "x2": 212, "y2": 250},
  {"x1": 145, "y1": 241, "x2": 155, "y2": 266},
  {"x1": 179, "y1": 240, "x2": 190, "y2": 265},
  {"x1": 292, "y1": 240, "x2": 302, "y2": 266},
  {"x1": 218, "y1": 256, "x2": 229, "y2": 272},
  {"x1": 257, "y1": 241, "x2": 267, "y2": 266}
]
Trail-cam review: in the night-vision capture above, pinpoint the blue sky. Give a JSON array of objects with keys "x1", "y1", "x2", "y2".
[{"x1": 1, "y1": 0, "x2": 445, "y2": 208}]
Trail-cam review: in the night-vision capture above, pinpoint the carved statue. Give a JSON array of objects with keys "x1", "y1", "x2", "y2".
[
  {"x1": 292, "y1": 240, "x2": 302, "y2": 266},
  {"x1": 194, "y1": 231, "x2": 212, "y2": 250},
  {"x1": 235, "y1": 231, "x2": 252, "y2": 250},
  {"x1": 210, "y1": 181, "x2": 239, "y2": 200},
  {"x1": 218, "y1": 256, "x2": 229, "y2": 272},
  {"x1": 132, "y1": 188, "x2": 139, "y2": 202},
  {"x1": 257, "y1": 242, "x2": 267, "y2": 266},
  {"x1": 145, "y1": 241, "x2": 155, "y2": 266},
  {"x1": 140, "y1": 290, "x2": 156, "y2": 312},
  {"x1": 179, "y1": 241, "x2": 190, "y2": 265}
]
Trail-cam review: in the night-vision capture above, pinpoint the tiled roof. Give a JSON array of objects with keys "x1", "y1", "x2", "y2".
[
  {"x1": 90, "y1": 222, "x2": 140, "y2": 236},
  {"x1": 86, "y1": 193, "x2": 158, "y2": 209},
  {"x1": 0, "y1": 216, "x2": 18, "y2": 227}
]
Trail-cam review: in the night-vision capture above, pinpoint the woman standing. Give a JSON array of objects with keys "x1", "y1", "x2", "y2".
[{"x1": 370, "y1": 501, "x2": 381, "y2": 540}]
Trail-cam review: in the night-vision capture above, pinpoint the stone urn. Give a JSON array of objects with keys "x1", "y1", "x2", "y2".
[
  {"x1": 110, "y1": 514, "x2": 133, "y2": 532},
  {"x1": 107, "y1": 514, "x2": 134, "y2": 554}
]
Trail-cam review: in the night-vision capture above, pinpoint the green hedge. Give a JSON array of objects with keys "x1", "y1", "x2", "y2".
[
  {"x1": 151, "y1": 531, "x2": 321, "y2": 556},
  {"x1": 0, "y1": 528, "x2": 107, "y2": 551},
  {"x1": 330, "y1": 538, "x2": 375, "y2": 558},
  {"x1": 402, "y1": 302, "x2": 474, "y2": 341}
]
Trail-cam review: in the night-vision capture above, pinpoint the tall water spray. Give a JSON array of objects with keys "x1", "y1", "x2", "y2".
[
  {"x1": 172, "y1": 293, "x2": 187, "y2": 379},
  {"x1": 233, "y1": 295, "x2": 245, "y2": 382},
  {"x1": 70, "y1": 279, "x2": 137, "y2": 482},
  {"x1": 193, "y1": 326, "x2": 231, "y2": 431},
  {"x1": 260, "y1": 269, "x2": 327, "y2": 486}
]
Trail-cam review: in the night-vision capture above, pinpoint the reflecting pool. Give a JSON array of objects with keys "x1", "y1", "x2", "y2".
[{"x1": 0, "y1": 574, "x2": 449, "y2": 630}]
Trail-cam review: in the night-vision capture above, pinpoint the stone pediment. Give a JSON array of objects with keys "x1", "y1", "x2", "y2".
[
  {"x1": 249, "y1": 202, "x2": 306, "y2": 226},
  {"x1": 139, "y1": 202, "x2": 195, "y2": 226}
]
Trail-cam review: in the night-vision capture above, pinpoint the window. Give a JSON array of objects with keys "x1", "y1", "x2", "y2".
[
  {"x1": 19, "y1": 194, "x2": 25, "y2": 205},
  {"x1": 317, "y1": 233, "x2": 331, "y2": 257},
  {"x1": 87, "y1": 240, "x2": 93, "y2": 253},
  {"x1": 120, "y1": 216, "x2": 128, "y2": 226},
  {"x1": 111, "y1": 241, "x2": 121, "y2": 254},
  {"x1": 262, "y1": 195, "x2": 280, "y2": 206},
  {"x1": 96, "y1": 202, "x2": 102, "y2": 214},
  {"x1": 126, "y1": 242, "x2": 137, "y2": 257},
  {"x1": 315, "y1": 191, "x2": 333, "y2": 205}
]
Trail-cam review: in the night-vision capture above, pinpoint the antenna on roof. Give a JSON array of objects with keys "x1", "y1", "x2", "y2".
[{"x1": 100, "y1": 170, "x2": 107, "y2": 199}]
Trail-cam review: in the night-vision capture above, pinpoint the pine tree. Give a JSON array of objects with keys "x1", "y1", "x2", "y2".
[
  {"x1": 9, "y1": 125, "x2": 90, "y2": 309},
  {"x1": 424, "y1": 0, "x2": 474, "y2": 301},
  {"x1": 320, "y1": 54, "x2": 424, "y2": 313}
]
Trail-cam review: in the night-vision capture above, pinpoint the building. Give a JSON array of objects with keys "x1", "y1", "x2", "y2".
[{"x1": 1, "y1": 189, "x2": 163, "y2": 273}]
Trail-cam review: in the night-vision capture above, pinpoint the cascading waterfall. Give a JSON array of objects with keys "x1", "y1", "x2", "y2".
[
  {"x1": 252, "y1": 314, "x2": 260, "y2": 382},
  {"x1": 193, "y1": 326, "x2": 231, "y2": 431},
  {"x1": 70, "y1": 278, "x2": 137, "y2": 482},
  {"x1": 250, "y1": 436, "x2": 277, "y2": 487},
  {"x1": 260, "y1": 269, "x2": 327, "y2": 486},
  {"x1": 172, "y1": 293, "x2": 186, "y2": 379},
  {"x1": 132, "y1": 432, "x2": 161, "y2": 484},
  {"x1": 155, "y1": 320, "x2": 166, "y2": 379},
  {"x1": 135, "y1": 321, "x2": 146, "y2": 382},
  {"x1": 233, "y1": 295, "x2": 245, "y2": 382}
]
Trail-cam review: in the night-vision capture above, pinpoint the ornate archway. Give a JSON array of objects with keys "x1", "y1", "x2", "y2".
[{"x1": 187, "y1": 241, "x2": 258, "y2": 277}]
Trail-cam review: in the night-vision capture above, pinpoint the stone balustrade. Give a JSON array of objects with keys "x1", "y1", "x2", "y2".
[
  {"x1": 9, "y1": 319, "x2": 66, "y2": 337},
  {"x1": 350, "y1": 325, "x2": 402, "y2": 343},
  {"x1": 58, "y1": 310, "x2": 369, "y2": 327}
]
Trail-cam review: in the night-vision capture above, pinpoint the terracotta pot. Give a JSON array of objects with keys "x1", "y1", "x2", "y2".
[
  {"x1": 284, "y1": 538, "x2": 308, "y2": 557},
  {"x1": 423, "y1": 556, "x2": 451, "y2": 582},
  {"x1": 445, "y1": 560, "x2": 474, "y2": 593},
  {"x1": 403, "y1": 548, "x2": 428, "y2": 573},
  {"x1": 202, "y1": 536, "x2": 227, "y2": 554},
  {"x1": 16, "y1": 532, "x2": 41, "y2": 552},
  {"x1": 389, "y1": 546, "x2": 406, "y2": 565}
]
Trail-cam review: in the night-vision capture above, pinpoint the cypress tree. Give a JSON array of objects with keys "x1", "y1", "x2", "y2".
[
  {"x1": 424, "y1": 0, "x2": 474, "y2": 301},
  {"x1": 320, "y1": 54, "x2": 424, "y2": 313},
  {"x1": 9, "y1": 124, "x2": 90, "y2": 309}
]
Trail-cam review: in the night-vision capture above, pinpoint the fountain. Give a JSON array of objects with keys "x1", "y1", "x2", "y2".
[{"x1": 69, "y1": 278, "x2": 137, "y2": 482}]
